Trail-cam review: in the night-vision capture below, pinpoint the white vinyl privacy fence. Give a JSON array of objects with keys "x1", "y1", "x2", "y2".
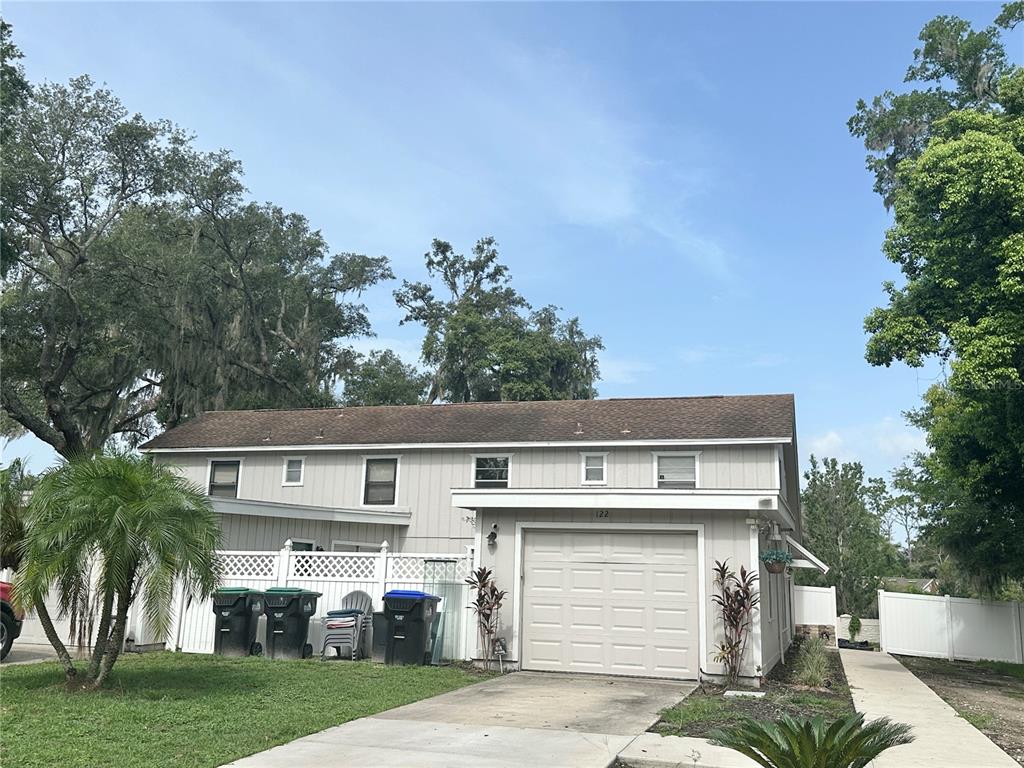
[
  {"x1": 793, "y1": 585, "x2": 837, "y2": 627},
  {"x1": 170, "y1": 542, "x2": 475, "y2": 660},
  {"x1": 878, "y1": 590, "x2": 1024, "y2": 664}
]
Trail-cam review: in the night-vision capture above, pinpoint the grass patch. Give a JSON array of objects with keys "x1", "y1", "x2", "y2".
[
  {"x1": 975, "y1": 660, "x2": 1024, "y2": 681},
  {"x1": 961, "y1": 710, "x2": 996, "y2": 730},
  {"x1": 0, "y1": 651, "x2": 486, "y2": 768}
]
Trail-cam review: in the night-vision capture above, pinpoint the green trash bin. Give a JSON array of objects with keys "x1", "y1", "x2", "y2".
[
  {"x1": 212, "y1": 587, "x2": 263, "y2": 657},
  {"x1": 262, "y1": 587, "x2": 320, "y2": 659}
]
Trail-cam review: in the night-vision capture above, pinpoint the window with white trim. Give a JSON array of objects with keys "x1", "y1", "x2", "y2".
[
  {"x1": 282, "y1": 457, "x2": 304, "y2": 486},
  {"x1": 208, "y1": 460, "x2": 240, "y2": 498},
  {"x1": 290, "y1": 538, "x2": 315, "y2": 551},
  {"x1": 474, "y1": 456, "x2": 510, "y2": 488},
  {"x1": 363, "y1": 458, "x2": 398, "y2": 505},
  {"x1": 580, "y1": 453, "x2": 607, "y2": 485},
  {"x1": 331, "y1": 540, "x2": 374, "y2": 552},
  {"x1": 655, "y1": 453, "x2": 698, "y2": 489}
]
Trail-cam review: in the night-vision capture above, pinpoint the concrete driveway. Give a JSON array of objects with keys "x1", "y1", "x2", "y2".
[
  {"x1": 1, "y1": 642, "x2": 58, "y2": 666},
  {"x1": 223, "y1": 672, "x2": 695, "y2": 768}
]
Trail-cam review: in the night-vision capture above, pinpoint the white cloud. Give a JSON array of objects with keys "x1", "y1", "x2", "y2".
[
  {"x1": 599, "y1": 355, "x2": 655, "y2": 386},
  {"x1": 678, "y1": 346, "x2": 787, "y2": 368},
  {"x1": 804, "y1": 418, "x2": 927, "y2": 479}
]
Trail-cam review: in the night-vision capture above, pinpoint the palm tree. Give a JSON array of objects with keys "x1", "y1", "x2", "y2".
[
  {"x1": 1, "y1": 457, "x2": 33, "y2": 571},
  {"x1": 710, "y1": 713, "x2": 913, "y2": 768},
  {"x1": 14, "y1": 452, "x2": 220, "y2": 688}
]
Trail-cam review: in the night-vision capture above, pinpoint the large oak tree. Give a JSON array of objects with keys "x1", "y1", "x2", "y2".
[
  {"x1": 1, "y1": 35, "x2": 390, "y2": 457},
  {"x1": 851, "y1": 4, "x2": 1024, "y2": 583}
]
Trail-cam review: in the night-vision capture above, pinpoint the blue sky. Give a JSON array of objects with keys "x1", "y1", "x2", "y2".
[{"x1": 4, "y1": 1, "x2": 1016, "y2": 483}]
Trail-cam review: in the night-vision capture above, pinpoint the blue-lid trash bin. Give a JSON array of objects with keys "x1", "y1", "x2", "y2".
[{"x1": 382, "y1": 590, "x2": 440, "y2": 666}]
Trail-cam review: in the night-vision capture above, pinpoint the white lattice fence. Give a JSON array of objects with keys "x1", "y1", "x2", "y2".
[{"x1": 169, "y1": 545, "x2": 473, "y2": 658}]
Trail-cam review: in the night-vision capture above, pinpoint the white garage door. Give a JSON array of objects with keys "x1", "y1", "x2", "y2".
[{"x1": 521, "y1": 530, "x2": 700, "y2": 678}]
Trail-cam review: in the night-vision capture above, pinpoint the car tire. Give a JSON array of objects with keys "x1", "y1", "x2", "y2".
[{"x1": 1, "y1": 612, "x2": 14, "y2": 661}]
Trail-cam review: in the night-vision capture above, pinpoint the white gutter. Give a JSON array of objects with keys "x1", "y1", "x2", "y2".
[
  {"x1": 143, "y1": 436, "x2": 791, "y2": 454},
  {"x1": 786, "y1": 534, "x2": 829, "y2": 574}
]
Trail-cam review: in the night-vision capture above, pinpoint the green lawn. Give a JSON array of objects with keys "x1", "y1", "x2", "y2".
[{"x1": 1, "y1": 652, "x2": 486, "y2": 768}]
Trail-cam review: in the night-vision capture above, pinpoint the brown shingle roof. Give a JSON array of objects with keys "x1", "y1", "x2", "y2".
[{"x1": 141, "y1": 395, "x2": 795, "y2": 450}]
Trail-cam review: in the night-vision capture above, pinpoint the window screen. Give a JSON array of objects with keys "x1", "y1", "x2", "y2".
[
  {"x1": 208, "y1": 461, "x2": 240, "y2": 498},
  {"x1": 284, "y1": 458, "x2": 303, "y2": 484},
  {"x1": 583, "y1": 454, "x2": 605, "y2": 483},
  {"x1": 363, "y1": 458, "x2": 397, "y2": 505},
  {"x1": 474, "y1": 457, "x2": 509, "y2": 488},
  {"x1": 657, "y1": 455, "x2": 696, "y2": 489}
]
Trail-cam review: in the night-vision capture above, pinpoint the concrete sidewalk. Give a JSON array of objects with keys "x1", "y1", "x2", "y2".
[
  {"x1": 223, "y1": 672, "x2": 695, "y2": 768},
  {"x1": 840, "y1": 650, "x2": 1018, "y2": 768}
]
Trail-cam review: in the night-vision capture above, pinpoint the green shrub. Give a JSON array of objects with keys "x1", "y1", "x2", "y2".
[
  {"x1": 710, "y1": 713, "x2": 913, "y2": 768},
  {"x1": 848, "y1": 615, "x2": 862, "y2": 641},
  {"x1": 794, "y1": 638, "x2": 829, "y2": 688}
]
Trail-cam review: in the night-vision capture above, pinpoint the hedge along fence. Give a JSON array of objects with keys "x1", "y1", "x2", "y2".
[{"x1": 878, "y1": 590, "x2": 1024, "y2": 664}]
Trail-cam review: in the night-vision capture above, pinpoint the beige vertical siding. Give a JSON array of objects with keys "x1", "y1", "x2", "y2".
[{"x1": 156, "y1": 443, "x2": 783, "y2": 554}]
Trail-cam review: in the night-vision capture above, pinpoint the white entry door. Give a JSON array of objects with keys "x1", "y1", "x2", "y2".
[{"x1": 520, "y1": 530, "x2": 700, "y2": 678}]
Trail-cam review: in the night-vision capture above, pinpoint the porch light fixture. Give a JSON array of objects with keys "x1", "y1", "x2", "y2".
[{"x1": 486, "y1": 523, "x2": 498, "y2": 547}]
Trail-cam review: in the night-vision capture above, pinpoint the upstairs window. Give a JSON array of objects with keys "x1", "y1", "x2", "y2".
[
  {"x1": 363, "y1": 458, "x2": 398, "y2": 505},
  {"x1": 209, "y1": 460, "x2": 240, "y2": 498},
  {"x1": 654, "y1": 453, "x2": 698, "y2": 489},
  {"x1": 580, "y1": 453, "x2": 607, "y2": 485},
  {"x1": 474, "y1": 456, "x2": 510, "y2": 488},
  {"x1": 282, "y1": 457, "x2": 304, "y2": 486}
]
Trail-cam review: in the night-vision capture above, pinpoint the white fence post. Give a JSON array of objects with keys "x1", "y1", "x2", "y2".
[
  {"x1": 877, "y1": 589, "x2": 886, "y2": 652},
  {"x1": 944, "y1": 594, "x2": 954, "y2": 661},
  {"x1": 376, "y1": 540, "x2": 389, "y2": 605},
  {"x1": 1011, "y1": 606, "x2": 1019, "y2": 663},
  {"x1": 277, "y1": 541, "x2": 292, "y2": 586}
]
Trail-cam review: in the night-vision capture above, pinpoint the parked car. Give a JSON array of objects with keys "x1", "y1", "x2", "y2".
[{"x1": 1, "y1": 581, "x2": 25, "y2": 661}]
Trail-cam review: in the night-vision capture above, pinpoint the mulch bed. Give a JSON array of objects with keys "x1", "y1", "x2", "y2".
[{"x1": 651, "y1": 644, "x2": 855, "y2": 739}]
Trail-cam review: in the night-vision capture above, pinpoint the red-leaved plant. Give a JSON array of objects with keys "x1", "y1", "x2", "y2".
[
  {"x1": 712, "y1": 559, "x2": 760, "y2": 686},
  {"x1": 465, "y1": 566, "x2": 507, "y2": 669}
]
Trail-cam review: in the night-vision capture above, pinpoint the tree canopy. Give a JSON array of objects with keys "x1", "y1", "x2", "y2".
[
  {"x1": 796, "y1": 456, "x2": 899, "y2": 616},
  {"x1": 0, "y1": 40, "x2": 391, "y2": 457},
  {"x1": 851, "y1": 3, "x2": 1024, "y2": 585},
  {"x1": 395, "y1": 237, "x2": 603, "y2": 403},
  {"x1": 341, "y1": 349, "x2": 430, "y2": 406}
]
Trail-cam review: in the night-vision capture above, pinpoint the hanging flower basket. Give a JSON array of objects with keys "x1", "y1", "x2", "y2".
[{"x1": 760, "y1": 549, "x2": 793, "y2": 574}]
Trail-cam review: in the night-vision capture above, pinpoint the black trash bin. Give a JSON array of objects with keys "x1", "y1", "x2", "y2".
[
  {"x1": 382, "y1": 590, "x2": 440, "y2": 666},
  {"x1": 262, "y1": 587, "x2": 321, "y2": 659},
  {"x1": 211, "y1": 587, "x2": 264, "y2": 657}
]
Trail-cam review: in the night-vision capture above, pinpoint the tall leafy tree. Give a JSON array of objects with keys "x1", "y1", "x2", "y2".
[
  {"x1": 14, "y1": 453, "x2": 219, "y2": 688},
  {"x1": 851, "y1": 4, "x2": 1024, "y2": 584},
  {"x1": 341, "y1": 349, "x2": 430, "y2": 406},
  {"x1": 395, "y1": 237, "x2": 602, "y2": 402},
  {"x1": 796, "y1": 457, "x2": 896, "y2": 616},
  {"x1": 1, "y1": 38, "x2": 391, "y2": 456}
]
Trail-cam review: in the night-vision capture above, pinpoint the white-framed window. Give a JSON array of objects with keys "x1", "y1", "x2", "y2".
[
  {"x1": 282, "y1": 456, "x2": 304, "y2": 486},
  {"x1": 289, "y1": 537, "x2": 316, "y2": 551},
  {"x1": 473, "y1": 455, "x2": 511, "y2": 488},
  {"x1": 331, "y1": 540, "x2": 374, "y2": 552},
  {"x1": 580, "y1": 452, "x2": 608, "y2": 485},
  {"x1": 652, "y1": 451, "x2": 700, "y2": 489},
  {"x1": 207, "y1": 458, "x2": 242, "y2": 498},
  {"x1": 362, "y1": 456, "x2": 399, "y2": 505}
]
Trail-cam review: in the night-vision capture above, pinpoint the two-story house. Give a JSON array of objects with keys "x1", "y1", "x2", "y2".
[{"x1": 141, "y1": 394, "x2": 826, "y2": 681}]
